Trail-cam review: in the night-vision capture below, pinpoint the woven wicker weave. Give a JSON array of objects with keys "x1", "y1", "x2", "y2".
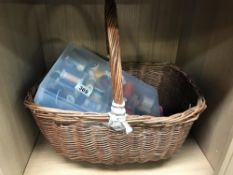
[{"x1": 24, "y1": 0, "x2": 206, "y2": 165}]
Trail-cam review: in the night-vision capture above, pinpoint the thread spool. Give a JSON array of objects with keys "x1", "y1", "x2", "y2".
[
  {"x1": 65, "y1": 56, "x2": 86, "y2": 72},
  {"x1": 60, "y1": 70, "x2": 80, "y2": 84},
  {"x1": 123, "y1": 81, "x2": 134, "y2": 99},
  {"x1": 137, "y1": 96, "x2": 155, "y2": 114}
]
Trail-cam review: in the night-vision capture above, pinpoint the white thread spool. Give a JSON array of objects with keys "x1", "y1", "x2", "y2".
[
  {"x1": 60, "y1": 70, "x2": 80, "y2": 84},
  {"x1": 138, "y1": 96, "x2": 154, "y2": 114}
]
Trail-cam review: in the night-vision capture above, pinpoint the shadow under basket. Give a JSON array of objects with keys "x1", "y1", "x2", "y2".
[{"x1": 25, "y1": 62, "x2": 206, "y2": 165}]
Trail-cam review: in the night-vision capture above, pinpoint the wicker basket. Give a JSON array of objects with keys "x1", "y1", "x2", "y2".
[{"x1": 24, "y1": 0, "x2": 206, "y2": 165}]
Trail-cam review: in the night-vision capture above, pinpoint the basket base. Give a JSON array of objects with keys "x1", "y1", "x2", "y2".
[{"x1": 23, "y1": 134, "x2": 213, "y2": 175}]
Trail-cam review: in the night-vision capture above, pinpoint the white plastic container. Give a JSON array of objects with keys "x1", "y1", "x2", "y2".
[{"x1": 34, "y1": 44, "x2": 161, "y2": 116}]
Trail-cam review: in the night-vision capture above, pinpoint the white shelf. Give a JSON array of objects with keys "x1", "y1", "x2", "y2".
[{"x1": 24, "y1": 135, "x2": 213, "y2": 175}]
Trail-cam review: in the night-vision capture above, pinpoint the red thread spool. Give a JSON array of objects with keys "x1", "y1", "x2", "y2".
[
  {"x1": 123, "y1": 81, "x2": 134, "y2": 98},
  {"x1": 126, "y1": 107, "x2": 133, "y2": 115}
]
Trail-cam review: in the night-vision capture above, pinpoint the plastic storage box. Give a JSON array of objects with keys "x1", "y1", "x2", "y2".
[{"x1": 34, "y1": 44, "x2": 161, "y2": 116}]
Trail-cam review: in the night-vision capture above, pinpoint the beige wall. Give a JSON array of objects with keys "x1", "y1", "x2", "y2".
[
  {"x1": 177, "y1": 0, "x2": 233, "y2": 170},
  {"x1": 0, "y1": 2, "x2": 45, "y2": 175},
  {"x1": 34, "y1": 0, "x2": 185, "y2": 68},
  {"x1": 176, "y1": 0, "x2": 233, "y2": 172}
]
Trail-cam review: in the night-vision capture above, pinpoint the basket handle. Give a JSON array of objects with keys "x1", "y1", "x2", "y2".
[
  {"x1": 105, "y1": 0, "x2": 132, "y2": 133},
  {"x1": 105, "y1": 0, "x2": 124, "y2": 104}
]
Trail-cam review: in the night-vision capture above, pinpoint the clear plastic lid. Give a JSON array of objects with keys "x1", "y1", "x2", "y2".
[{"x1": 34, "y1": 43, "x2": 161, "y2": 116}]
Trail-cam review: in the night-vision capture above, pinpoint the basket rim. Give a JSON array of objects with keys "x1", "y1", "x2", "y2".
[{"x1": 24, "y1": 63, "x2": 206, "y2": 126}]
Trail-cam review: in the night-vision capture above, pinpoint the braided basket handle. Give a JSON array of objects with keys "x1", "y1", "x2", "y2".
[
  {"x1": 105, "y1": 0, "x2": 124, "y2": 105},
  {"x1": 105, "y1": 0, "x2": 132, "y2": 133}
]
